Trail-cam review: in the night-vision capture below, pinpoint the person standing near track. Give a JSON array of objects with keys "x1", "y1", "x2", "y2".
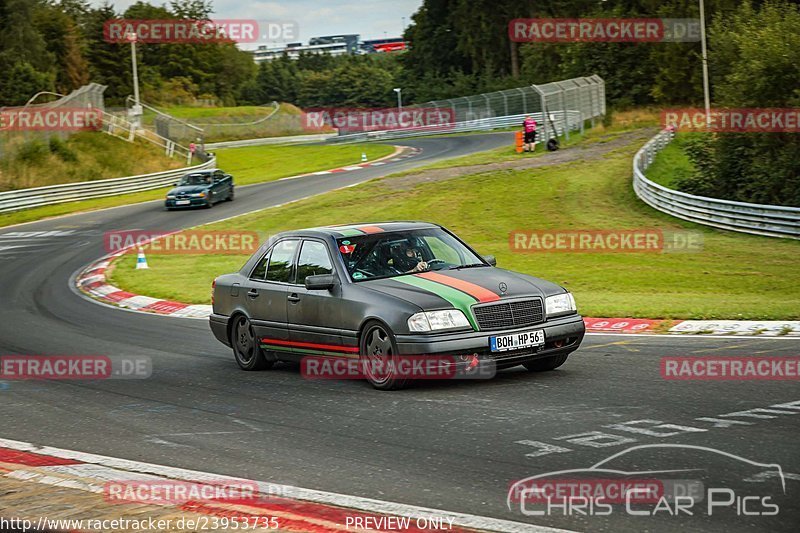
[{"x1": 522, "y1": 115, "x2": 537, "y2": 152}]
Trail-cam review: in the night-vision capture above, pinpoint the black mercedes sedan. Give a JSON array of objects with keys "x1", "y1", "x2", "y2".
[
  {"x1": 165, "y1": 169, "x2": 234, "y2": 209},
  {"x1": 209, "y1": 222, "x2": 585, "y2": 390}
]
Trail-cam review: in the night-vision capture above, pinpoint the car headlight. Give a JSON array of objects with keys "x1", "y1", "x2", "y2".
[
  {"x1": 545, "y1": 292, "x2": 577, "y2": 317},
  {"x1": 408, "y1": 309, "x2": 471, "y2": 332},
  {"x1": 166, "y1": 194, "x2": 175, "y2": 199},
  {"x1": 190, "y1": 192, "x2": 206, "y2": 198}
]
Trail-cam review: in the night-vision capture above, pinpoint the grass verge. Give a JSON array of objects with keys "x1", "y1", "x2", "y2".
[
  {"x1": 0, "y1": 133, "x2": 182, "y2": 192},
  {"x1": 215, "y1": 143, "x2": 394, "y2": 186},
  {"x1": 0, "y1": 143, "x2": 393, "y2": 228},
  {"x1": 109, "y1": 125, "x2": 800, "y2": 319},
  {"x1": 645, "y1": 133, "x2": 697, "y2": 188}
]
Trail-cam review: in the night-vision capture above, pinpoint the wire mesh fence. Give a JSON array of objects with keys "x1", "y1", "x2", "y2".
[
  {"x1": 414, "y1": 75, "x2": 604, "y2": 137},
  {"x1": 122, "y1": 100, "x2": 320, "y2": 144},
  {"x1": 331, "y1": 75, "x2": 605, "y2": 143},
  {"x1": 0, "y1": 83, "x2": 107, "y2": 161}
]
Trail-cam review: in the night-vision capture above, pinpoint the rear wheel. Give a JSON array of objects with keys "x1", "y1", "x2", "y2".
[
  {"x1": 232, "y1": 315, "x2": 272, "y2": 370},
  {"x1": 523, "y1": 353, "x2": 569, "y2": 372},
  {"x1": 360, "y1": 321, "x2": 407, "y2": 390}
]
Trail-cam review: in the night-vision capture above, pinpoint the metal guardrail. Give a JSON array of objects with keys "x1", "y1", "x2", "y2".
[
  {"x1": 0, "y1": 158, "x2": 215, "y2": 214},
  {"x1": 205, "y1": 133, "x2": 337, "y2": 150},
  {"x1": 633, "y1": 130, "x2": 800, "y2": 239}
]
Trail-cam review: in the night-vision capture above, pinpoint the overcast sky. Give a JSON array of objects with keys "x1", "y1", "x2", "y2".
[{"x1": 90, "y1": 0, "x2": 423, "y2": 42}]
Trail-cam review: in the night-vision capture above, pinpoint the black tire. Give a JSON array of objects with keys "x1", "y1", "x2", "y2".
[
  {"x1": 523, "y1": 353, "x2": 569, "y2": 372},
  {"x1": 360, "y1": 321, "x2": 407, "y2": 390},
  {"x1": 231, "y1": 315, "x2": 273, "y2": 370},
  {"x1": 226, "y1": 188, "x2": 234, "y2": 201}
]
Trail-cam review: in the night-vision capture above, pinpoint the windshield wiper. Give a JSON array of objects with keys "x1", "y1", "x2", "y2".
[{"x1": 449, "y1": 263, "x2": 487, "y2": 270}]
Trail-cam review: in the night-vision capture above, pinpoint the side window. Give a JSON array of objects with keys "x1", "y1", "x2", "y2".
[
  {"x1": 214, "y1": 170, "x2": 225, "y2": 181},
  {"x1": 265, "y1": 240, "x2": 299, "y2": 283},
  {"x1": 296, "y1": 241, "x2": 334, "y2": 285},
  {"x1": 250, "y1": 250, "x2": 270, "y2": 280}
]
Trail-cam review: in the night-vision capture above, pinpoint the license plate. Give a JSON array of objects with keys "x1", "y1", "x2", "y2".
[
  {"x1": 176, "y1": 200, "x2": 190, "y2": 205},
  {"x1": 490, "y1": 330, "x2": 545, "y2": 352}
]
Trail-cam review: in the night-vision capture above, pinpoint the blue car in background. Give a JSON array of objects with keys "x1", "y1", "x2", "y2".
[{"x1": 165, "y1": 169, "x2": 234, "y2": 209}]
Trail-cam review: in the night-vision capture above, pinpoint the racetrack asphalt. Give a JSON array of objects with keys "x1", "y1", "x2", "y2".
[{"x1": 0, "y1": 131, "x2": 798, "y2": 532}]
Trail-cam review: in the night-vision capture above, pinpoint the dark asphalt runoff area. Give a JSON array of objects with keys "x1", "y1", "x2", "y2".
[{"x1": 0, "y1": 131, "x2": 798, "y2": 532}]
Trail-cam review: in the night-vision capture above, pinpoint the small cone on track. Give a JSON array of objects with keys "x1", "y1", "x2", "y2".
[
  {"x1": 135, "y1": 248, "x2": 149, "y2": 270},
  {"x1": 361, "y1": 152, "x2": 368, "y2": 162}
]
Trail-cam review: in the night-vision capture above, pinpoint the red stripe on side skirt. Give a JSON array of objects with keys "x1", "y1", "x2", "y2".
[
  {"x1": 415, "y1": 272, "x2": 501, "y2": 303},
  {"x1": 261, "y1": 338, "x2": 359, "y2": 354}
]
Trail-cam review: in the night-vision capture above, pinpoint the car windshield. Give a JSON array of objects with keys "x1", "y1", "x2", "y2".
[
  {"x1": 337, "y1": 228, "x2": 486, "y2": 281},
  {"x1": 179, "y1": 173, "x2": 213, "y2": 185}
]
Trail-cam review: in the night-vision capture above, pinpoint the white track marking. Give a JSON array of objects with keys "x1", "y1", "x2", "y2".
[
  {"x1": 0, "y1": 437, "x2": 574, "y2": 533},
  {"x1": 586, "y1": 332, "x2": 800, "y2": 340}
]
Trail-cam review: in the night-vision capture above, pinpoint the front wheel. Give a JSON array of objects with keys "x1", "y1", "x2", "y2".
[
  {"x1": 523, "y1": 353, "x2": 569, "y2": 372},
  {"x1": 232, "y1": 315, "x2": 273, "y2": 370},
  {"x1": 360, "y1": 321, "x2": 407, "y2": 390},
  {"x1": 226, "y1": 188, "x2": 234, "y2": 201}
]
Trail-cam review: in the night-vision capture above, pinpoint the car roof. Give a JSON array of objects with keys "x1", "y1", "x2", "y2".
[
  {"x1": 184, "y1": 169, "x2": 219, "y2": 175},
  {"x1": 274, "y1": 222, "x2": 442, "y2": 239}
]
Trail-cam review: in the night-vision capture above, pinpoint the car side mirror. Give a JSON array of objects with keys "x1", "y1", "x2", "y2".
[
  {"x1": 483, "y1": 254, "x2": 497, "y2": 266},
  {"x1": 305, "y1": 274, "x2": 336, "y2": 291}
]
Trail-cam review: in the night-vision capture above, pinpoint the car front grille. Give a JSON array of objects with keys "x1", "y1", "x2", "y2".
[{"x1": 473, "y1": 298, "x2": 544, "y2": 331}]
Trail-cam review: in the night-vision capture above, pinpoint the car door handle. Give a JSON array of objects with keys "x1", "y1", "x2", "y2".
[
  {"x1": 247, "y1": 289, "x2": 259, "y2": 299},
  {"x1": 287, "y1": 293, "x2": 300, "y2": 303}
]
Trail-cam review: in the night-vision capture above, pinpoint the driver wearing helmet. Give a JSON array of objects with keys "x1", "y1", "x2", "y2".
[{"x1": 392, "y1": 241, "x2": 428, "y2": 273}]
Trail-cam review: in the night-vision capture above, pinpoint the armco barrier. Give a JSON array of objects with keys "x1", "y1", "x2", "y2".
[
  {"x1": 0, "y1": 158, "x2": 215, "y2": 214},
  {"x1": 633, "y1": 130, "x2": 800, "y2": 239},
  {"x1": 205, "y1": 133, "x2": 337, "y2": 150}
]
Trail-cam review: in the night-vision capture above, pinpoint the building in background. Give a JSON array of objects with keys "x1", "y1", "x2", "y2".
[
  {"x1": 360, "y1": 38, "x2": 407, "y2": 53},
  {"x1": 252, "y1": 34, "x2": 405, "y2": 63}
]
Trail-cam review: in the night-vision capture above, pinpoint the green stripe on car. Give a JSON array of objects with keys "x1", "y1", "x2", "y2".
[{"x1": 392, "y1": 275, "x2": 479, "y2": 330}]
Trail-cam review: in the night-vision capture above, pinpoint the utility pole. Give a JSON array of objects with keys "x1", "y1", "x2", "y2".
[
  {"x1": 127, "y1": 32, "x2": 143, "y2": 129},
  {"x1": 699, "y1": 0, "x2": 712, "y2": 128}
]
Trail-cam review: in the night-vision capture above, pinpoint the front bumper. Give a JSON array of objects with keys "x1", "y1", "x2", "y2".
[
  {"x1": 395, "y1": 314, "x2": 585, "y2": 366},
  {"x1": 165, "y1": 197, "x2": 208, "y2": 208}
]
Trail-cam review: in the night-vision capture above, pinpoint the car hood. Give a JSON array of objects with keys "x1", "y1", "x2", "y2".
[
  {"x1": 361, "y1": 267, "x2": 565, "y2": 310},
  {"x1": 167, "y1": 185, "x2": 208, "y2": 195}
]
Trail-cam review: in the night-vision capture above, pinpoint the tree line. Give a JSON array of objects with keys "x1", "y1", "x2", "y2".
[{"x1": 2, "y1": 0, "x2": 797, "y2": 205}]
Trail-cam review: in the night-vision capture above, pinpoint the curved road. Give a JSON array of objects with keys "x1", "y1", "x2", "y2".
[{"x1": 0, "y1": 131, "x2": 798, "y2": 532}]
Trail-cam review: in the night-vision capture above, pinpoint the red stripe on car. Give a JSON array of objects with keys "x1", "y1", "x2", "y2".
[
  {"x1": 415, "y1": 272, "x2": 501, "y2": 303},
  {"x1": 261, "y1": 338, "x2": 359, "y2": 354},
  {"x1": 356, "y1": 225, "x2": 385, "y2": 234}
]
